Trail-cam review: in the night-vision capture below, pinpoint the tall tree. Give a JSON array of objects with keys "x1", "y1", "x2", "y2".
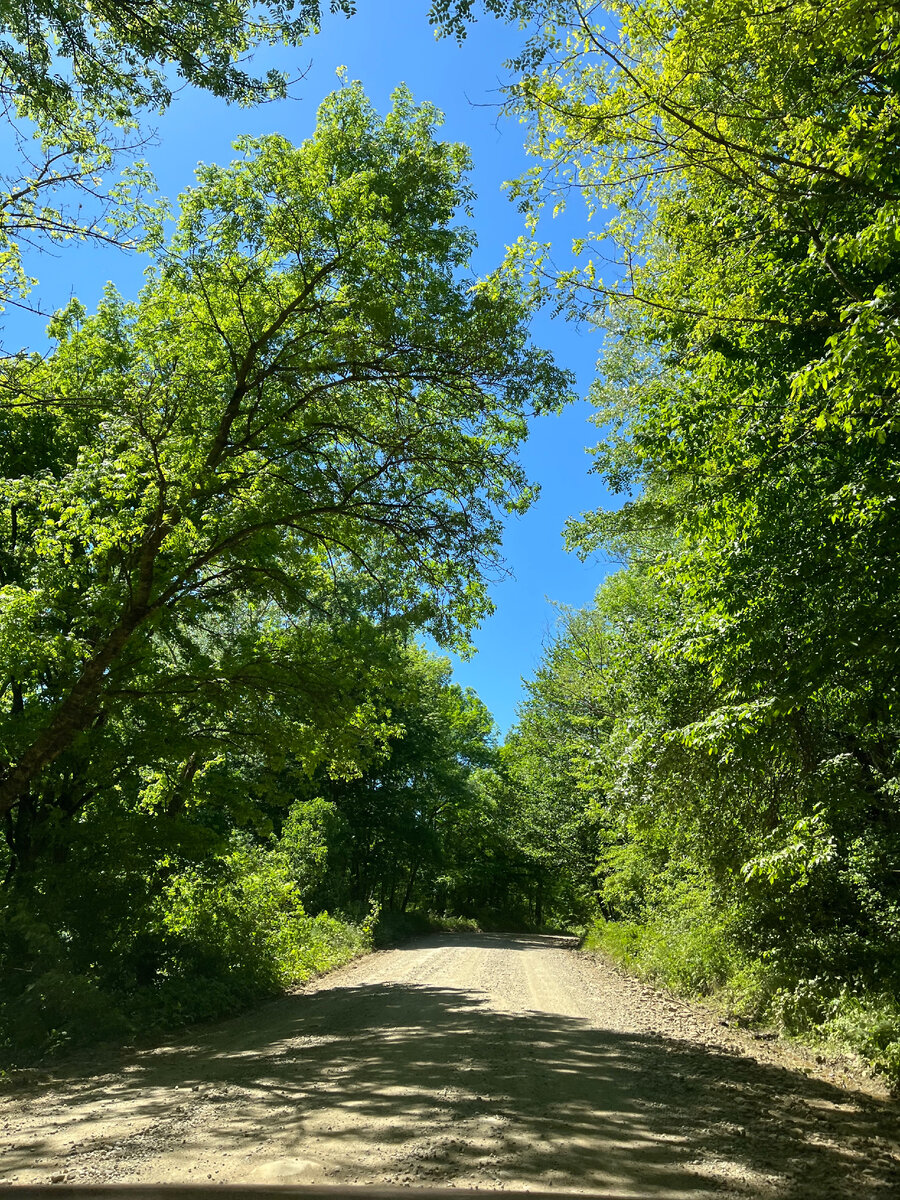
[
  {"x1": 0, "y1": 80, "x2": 570, "y2": 837},
  {"x1": 487, "y1": 0, "x2": 900, "y2": 1054},
  {"x1": 497, "y1": 0, "x2": 900, "y2": 702}
]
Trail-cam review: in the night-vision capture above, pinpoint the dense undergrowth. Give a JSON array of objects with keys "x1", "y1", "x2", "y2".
[
  {"x1": 0, "y1": 842, "x2": 374, "y2": 1067},
  {"x1": 0, "y1": 883, "x2": 559, "y2": 1069},
  {"x1": 583, "y1": 901, "x2": 900, "y2": 1088},
  {"x1": 373, "y1": 907, "x2": 565, "y2": 946}
]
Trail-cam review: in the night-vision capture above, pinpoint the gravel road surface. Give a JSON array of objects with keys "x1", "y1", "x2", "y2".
[{"x1": 1, "y1": 933, "x2": 898, "y2": 1197}]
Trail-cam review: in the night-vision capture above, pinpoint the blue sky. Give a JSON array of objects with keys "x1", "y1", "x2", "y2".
[{"x1": 9, "y1": 1, "x2": 618, "y2": 735}]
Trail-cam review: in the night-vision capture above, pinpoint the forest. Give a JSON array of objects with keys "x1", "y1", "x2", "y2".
[{"x1": 1, "y1": 0, "x2": 899, "y2": 1091}]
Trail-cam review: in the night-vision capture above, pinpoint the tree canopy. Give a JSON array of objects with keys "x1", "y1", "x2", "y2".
[
  {"x1": 1, "y1": 0, "x2": 359, "y2": 121},
  {"x1": 0, "y1": 0, "x2": 353, "y2": 331},
  {"x1": 5, "y1": 0, "x2": 900, "y2": 1088},
  {"x1": 492, "y1": 0, "x2": 900, "y2": 1081},
  {"x1": 0, "y1": 78, "x2": 569, "y2": 824}
]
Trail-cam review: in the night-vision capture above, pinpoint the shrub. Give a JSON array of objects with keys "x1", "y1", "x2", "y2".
[
  {"x1": 583, "y1": 913, "x2": 900, "y2": 1091},
  {"x1": 584, "y1": 878, "x2": 743, "y2": 997},
  {"x1": 0, "y1": 838, "x2": 371, "y2": 1065},
  {"x1": 149, "y1": 841, "x2": 370, "y2": 1019}
]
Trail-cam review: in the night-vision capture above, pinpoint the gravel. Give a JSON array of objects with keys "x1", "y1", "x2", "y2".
[{"x1": 1, "y1": 932, "x2": 898, "y2": 1197}]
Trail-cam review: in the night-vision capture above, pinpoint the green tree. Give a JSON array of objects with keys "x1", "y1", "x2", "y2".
[
  {"x1": 496, "y1": 0, "x2": 900, "y2": 705},
  {"x1": 490, "y1": 0, "x2": 900, "y2": 1068},
  {"x1": 0, "y1": 2, "x2": 363, "y2": 327},
  {"x1": 297, "y1": 646, "x2": 500, "y2": 914},
  {"x1": 2, "y1": 0, "x2": 352, "y2": 122},
  {"x1": 0, "y1": 80, "x2": 570, "y2": 839}
]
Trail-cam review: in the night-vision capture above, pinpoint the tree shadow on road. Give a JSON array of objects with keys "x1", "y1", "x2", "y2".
[{"x1": 4, "y1": 970, "x2": 899, "y2": 1198}]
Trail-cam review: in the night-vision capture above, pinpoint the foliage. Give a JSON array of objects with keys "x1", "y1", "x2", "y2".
[
  {"x1": 429, "y1": 0, "x2": 538, "y2": 41},
  {"x1": 0, "y1": 78, "x2": 569, "y2": 844},
  {"x1": 0, "y1": 2, "x2": 363, "y2": 330},
  {"x1": 477, "y1": 0, "x2": 900, "y2": 1085},
  {"x1": 501, "y1": 0, "x2": 900, "y2": 714},
  {"x1": 2, "y1": 1, "x2": 353, "y2": 124},
  {"x1": 509, "y1": 559, "x2": 900, "y2": 1082},
  {"x1": 11, "y1": 0, "x2": 900, "y2": 1094},
  {"x1": 0, "y1": 77, "x2": 574, "y2": 1065},
  {"x1": 0, "y1": 835, "x2": 371, "y2": 1064},
  {"x1": 371, "y1": 909, "x2": 482, "y2": 946},
  {"x1": 274, "y1": 645, "x2": 575, "y2": 926},
  {"x1": 0, "y1": 629, "x2": 554, "y2": 1062}
]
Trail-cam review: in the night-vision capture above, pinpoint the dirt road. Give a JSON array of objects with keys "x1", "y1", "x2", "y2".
[{"x1": 2, "y1": 933, "x2": 898, "y2": 1197}]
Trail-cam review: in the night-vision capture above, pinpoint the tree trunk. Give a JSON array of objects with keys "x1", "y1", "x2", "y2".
[{"x1": 400, "y1": 860, "x2": 419, "y2": 913}]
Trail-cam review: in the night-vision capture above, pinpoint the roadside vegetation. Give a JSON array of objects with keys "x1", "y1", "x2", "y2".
[
  {"x1": 2, "y1": 0, "x2": 900, "y2": 1091},
  {"x1": 497, "y1": 0, "x2": 900, "y2": 1087},
  {"x1": 0, "y1": 5, "x2": 573, "y2": 1064}
]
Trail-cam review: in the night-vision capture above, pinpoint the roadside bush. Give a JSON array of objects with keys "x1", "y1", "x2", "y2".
[
  {"x1": 472, "y1": 907, "x2": 537, "y2": 932},
  {"x1": 135, "y1": 840, "x2": 371, "y2": 1025},
  {"x1": 0, "y1": 967, "x2": 131, "y2": 1063},
  {"x1": 374, "y1": 909, "x2": 436, "y2": 945},
  {"x1": 278, "y1": 798, "x2": 352, "y2": 912},
  {"x1": 586, "y1": 871, "x2": 743, "y2": 996},
  {"x1": 372, "y1": 909, "x2": 489, "y2": 946},
  {"x1": 766, "y1": 980, "x2": 900, "y2": 1087},
  {"x1": 0, "y1": 837, "x2": 371, "y2": 1066},
  {"x1": 158, "y1": 842, "x2": 311, "y2": 995},
  {"x1": 823, "y1": 992, "x2": 900, "y2": 1084},
  {"x1": 583, "y1": 916, "x2": 643, "y2": 965},
  {"x1": 433, "y1": 912, "x2": 482, "y2": 932}
]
